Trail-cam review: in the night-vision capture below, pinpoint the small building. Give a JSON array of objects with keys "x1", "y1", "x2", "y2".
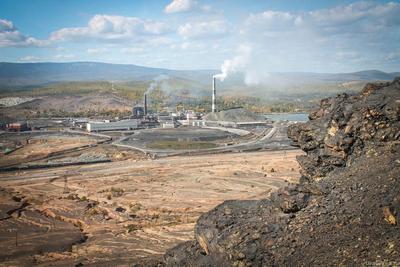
[
  {"x1": 185, "y1": 110, "x2": 198, "y2": 120},
  {"x1": 191, "y1": 120, "x2": 206, "y2": 127},
  {"x1": 72, "y1": 118, "x2": 89, "y2": 128},
  {"x1": 6, "y1": 121, "x2": 29, "y2": 132},
  {"x1": 132, "y1": 106, "x2": 145, "y2": 119},
  {"x1": 162, "y1": 121, "x2": 176, "y2": 128},
  {"x1": 158, "y1": 112, "x2": 177, "y2": 128},
  {"x1": 87, "y1": 119, "x2": 140, "y2": 132}
]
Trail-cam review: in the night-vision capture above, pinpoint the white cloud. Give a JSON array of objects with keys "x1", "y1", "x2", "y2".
[
  {"x1": 179, "y1": 41, "x2": 207, "y2": 50},
  {"x1": 0, "y1": 19, "x2": 48, "y2": 47},
  {"x1": 178, "y1": 20, "x2": 230, "y2": 39},
  {"x1": 181, "y1": 42, "x2": 190, "y2": 49},
  {"x1": 245, "y1": 11, "x2": 301, "y2": 31},
  {"x1": 50, "y1": 15, "x2": 169, "y2": 42},
  {"x1": 3, "y1": 1, "x2": 399, "y2": 72},
  {"x1": 19, "y1": 54, "x2": 75, "y2": 62},
  {"x1": 215, "y1": 1, "x2": 400, "y2": 79},
  {"x1": 53, "y1": 54, "x2": 75, "y2": 60},
  {"x1": 121, "y1": 47, "x2": 144, "y2": 54},
  {"x1": 146, "y1": 36, "x2": 174, "y2": 46},
  {"x1": 164, "y1": 0, "x2": 197, "y2": 14},
  {"x1": 87, "y1": 48, "x2": 108, "y2": 54},
  {"x1": 309, "y1": 1, "x2": 400, "y2": 27},
  {"x1": 243, "y1": 1, "x2": 400, "y2": 36},
  {"x1": 0, "y1": 19, "x2": 14, "y2": 31},
  {"x1": 19, "y1": 55, "x2": 42, "y2": 61},
  {"x1": 384, "y1": 52, "x2": 400, "y2": 62},
  {"x1": 164, "y1": 0, "x2": 211, "y2": 14}
]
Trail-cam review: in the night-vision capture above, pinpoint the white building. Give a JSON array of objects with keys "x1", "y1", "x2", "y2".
[{"x1": 86, "y1": 119, "x2": 139, "y2": 132}]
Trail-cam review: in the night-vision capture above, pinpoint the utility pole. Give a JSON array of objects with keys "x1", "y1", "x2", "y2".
[
  {"x1": 63, "y1": 176, "x2": 69, "y2": 194},
  {"x1": 8, "y1": 228, "x2": 18, "y2": 246}
]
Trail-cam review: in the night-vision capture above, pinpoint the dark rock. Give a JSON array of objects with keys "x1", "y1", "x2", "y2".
[
  {"x1": 115, "y1": 207, "x2": 126, "y2": 213},
  {"x1": 160, "y1": 78, "x2": 400, "y2": 267},
  {"x1": 270, "y1": 184, "x2": 310, "y2": 213},
  {"x1": 288, "y1": 77, "x2": 400, "y2": 181}
]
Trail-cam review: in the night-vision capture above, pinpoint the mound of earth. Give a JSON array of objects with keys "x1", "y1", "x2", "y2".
[
  {"x1": 161, "y1": 78, "x2": 400, "y2": 266},
  {"x1": 203, "y1": 108, "x2": 265, "y2": 122},
  {"x1": 0, "y1": 92, "x2": 133, "y2": 122}
]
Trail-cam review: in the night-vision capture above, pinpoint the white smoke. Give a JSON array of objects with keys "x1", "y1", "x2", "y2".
[
  {"x1": 213, "y1": 45, "x2": 251, "y2": 81},
  {"x1": 213, "y1": 44, "x2": 270, "y2": 85},
  {"x1": 146, "y1": 74, "x2": 170, "y2": 93}
]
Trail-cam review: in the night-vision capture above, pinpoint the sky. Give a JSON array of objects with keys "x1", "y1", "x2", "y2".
[{"x1": 0, "y1": 0, "x2": 399, "y2": 74}]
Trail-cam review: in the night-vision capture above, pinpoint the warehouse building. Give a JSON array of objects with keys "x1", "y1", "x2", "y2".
[{"x1": 86, "y1": 119, "x2": 140, "y2": 132}]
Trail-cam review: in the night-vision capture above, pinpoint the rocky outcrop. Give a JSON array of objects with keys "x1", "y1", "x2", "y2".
[
  {"x1": 288, "y1": 78, "x2": 400, "y2": 181},
  {"x1": 161, "y1": 78, "x2": 400, "y2": 266}
]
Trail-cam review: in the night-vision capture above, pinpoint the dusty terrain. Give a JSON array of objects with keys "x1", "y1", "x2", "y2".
[
  {"x1": 0, "y1": 147, "x2": 301, "y2": 266},
  {"x1": 0, "y1": 132, "x2": 108, "y2": 168}
]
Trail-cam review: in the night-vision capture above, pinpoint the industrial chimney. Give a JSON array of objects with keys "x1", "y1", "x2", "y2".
[
  {"x1": 212, "y1": 76, "x2": 216, "y2": 113},
  {"x1": 144, "y1": 93, "x2": 148, "y2": 116}
]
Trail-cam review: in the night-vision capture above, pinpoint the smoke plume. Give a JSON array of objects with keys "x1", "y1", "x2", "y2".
[
  {"x1": 214, "y1": 44, "x2": 271, "y2": 86},
  {"x1": 146, "y1": 74, "x2": 170, "y2": 93},
  {"x1": 213, "y1": 45, "x2": 251, "y2": 81}
]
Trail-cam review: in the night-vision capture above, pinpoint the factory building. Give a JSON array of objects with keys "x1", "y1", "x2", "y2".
[
  {"x1": 132, "y1": 106, "x2": 145, "y2": 119},
  {"x1": 132, "y1": 93, "x2": 148, "y2": 119},
  {"x1": 86, "y1": 119, "x2": 140, "y2": 132},
  {"x1": 6, "y1": 121, "x2": 29, "y2": 132},
  {"x1": 158, "y1": 111, "x2": 177, "y2": 128}
]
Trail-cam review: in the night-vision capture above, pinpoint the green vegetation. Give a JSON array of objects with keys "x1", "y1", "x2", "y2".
[
  {"x1": 110, "y1": 187, "x2": 124, "y2": 197},
  {"x1": 125, "y1": 224, "x2": 140, "y2": 233},
  {"x1": 146, "y1": 140, "x2": 217, "y2": 150},
  {"x1": 172, "y1": 95, "x2": 315, "y2": 114},
  {"x1": 34, "y1": 108, "x2": 132, "y2": 118},
  {"x1": 0, "y1": 81, "x2": 148, "y2": 100},
  {"x1": 129, "y1": 202, "x2": 142, "y2": 213}
]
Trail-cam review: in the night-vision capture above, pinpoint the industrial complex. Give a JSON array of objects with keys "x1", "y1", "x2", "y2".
[
  {"x1": 0, "y1": 75, "x2": 307, "y2": 266},
  {"x1": 0, "y1": 76, "x2": 305, "y2": 161}
]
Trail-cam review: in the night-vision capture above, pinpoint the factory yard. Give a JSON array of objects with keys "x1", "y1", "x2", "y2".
[
  {"x1": 0, "y1": 117, "x2": 302, "y2": 266},
  {"x1": 0, "y1": 129, "x2": 302, "y2": 266},
  {"x1": 117, "y1": 122, "x2": 293, "y2": 157}
]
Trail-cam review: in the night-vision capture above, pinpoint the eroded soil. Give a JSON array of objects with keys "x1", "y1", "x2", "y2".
[{"x1": 0, "y1": 149, "x2": 301, "y2": 266}]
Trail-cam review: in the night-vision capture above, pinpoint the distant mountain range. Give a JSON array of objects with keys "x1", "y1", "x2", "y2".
[
  {"x1": 0, "y1": 62, "x2": 398, "y2": 88},
  {"x1": 0, "y1": 62, "x2": 214, "y2": 88}
]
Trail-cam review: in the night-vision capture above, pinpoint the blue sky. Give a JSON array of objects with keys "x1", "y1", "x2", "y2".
[{"x1": 0, "y1": 0, "x2": 399, "y2": 75}]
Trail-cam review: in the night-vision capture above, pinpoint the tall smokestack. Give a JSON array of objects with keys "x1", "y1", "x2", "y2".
[
  {"x1": 144, "y1": 93, "x2": 148, "y2": 116},
  {"x1": 212, "y1": 76, "x2": 216, "y2": 113}
]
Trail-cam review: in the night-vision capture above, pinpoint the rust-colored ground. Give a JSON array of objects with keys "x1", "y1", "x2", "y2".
[
  {"x1": 0, "y1": 134, "x2": 100, "y2": 168},
  {"x1": 0, "y1": 148, "x2": 302, "y2": 266}
]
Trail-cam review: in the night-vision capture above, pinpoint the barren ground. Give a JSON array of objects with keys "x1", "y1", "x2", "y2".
[{"x1": 0, "y1": 147, "x2": 301, "y2": 266}]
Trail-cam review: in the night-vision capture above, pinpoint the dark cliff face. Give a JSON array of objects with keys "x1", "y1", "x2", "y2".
[
  {"x1": 288, "y1": 78, "x2": 400, "y2": 181},
  {"x1": 159, "y1": 78, "x2": 400, "y2": 267}
]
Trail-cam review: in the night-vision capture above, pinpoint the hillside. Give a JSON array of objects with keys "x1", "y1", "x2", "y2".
[
  {"x1": 0, "y1": 63, "x2": 398, "y2": 119},
  {"x1": 0, "y1": 62, "x2": 397, "y2": 89},
  {"x1": 0, "y1": 62, "x2": 214, "y2": 87}
]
